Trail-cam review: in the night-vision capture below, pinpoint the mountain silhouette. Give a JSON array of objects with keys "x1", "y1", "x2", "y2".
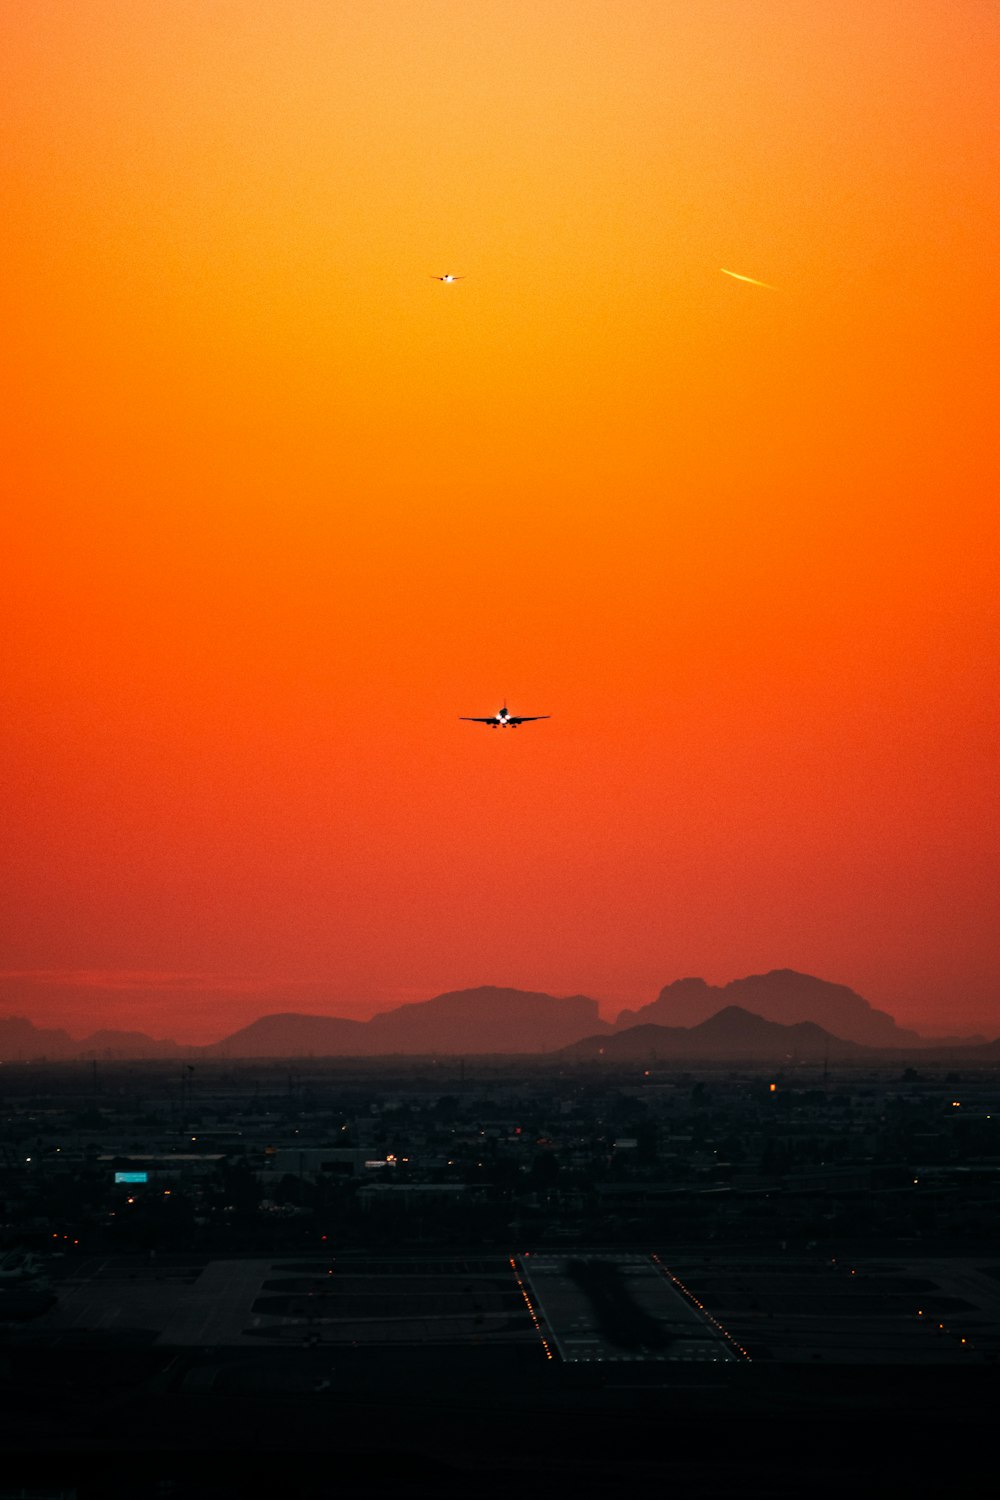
[
  {"x1": 205, "y1": 1012, "x2": 369, "y2": 1058},
  {"x1": 364, "y1": 986, "x2": 607, "y2": 1054},
  {"x1": 0, "y1": 1016, "x2": 182, "y2": 1061},
  {"x1": 564, "y1": 1006, "x2": 871, "y2": 1062},
  {"x1": 616, "y1": 970, "x2": 927, "y2": 1048},
  {"x1": 0, "y1": 1016, "x2": 78, "y2": 1061},
  {"x1": 75, "y1": 1028, "x2": 183, "y2": 1059},
  {"x1": 206, "y1": 987, "x2": 608, "y2": 1057},
  {"x1": 1, "y1": 974, "x2": 991, "y2": 1059}
]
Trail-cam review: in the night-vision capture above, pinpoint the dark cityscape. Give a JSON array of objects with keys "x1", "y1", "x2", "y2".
[{"x1": 2, "y1": 1040, "x2": 999, "y2": 1495}]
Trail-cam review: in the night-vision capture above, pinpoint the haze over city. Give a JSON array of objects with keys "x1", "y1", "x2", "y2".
[{"x1": 3, "y1": 1, "x2": 998, "y2": 1047}]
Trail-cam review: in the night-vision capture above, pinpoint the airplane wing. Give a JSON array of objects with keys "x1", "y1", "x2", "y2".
[
  {"x1": 507, "y1": 716, "x2": 549, "y2": 724},
  {"x1": 459, "y1": 716, "x2": 498, "y2": 723}
]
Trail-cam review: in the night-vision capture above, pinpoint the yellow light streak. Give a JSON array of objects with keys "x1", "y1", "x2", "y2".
[{"x1": 721, "y1": 268, "x2": 777, "y2": 290}]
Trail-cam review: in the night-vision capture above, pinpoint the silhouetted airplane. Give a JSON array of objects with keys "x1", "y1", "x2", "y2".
[
  {"x1": 460, "y1": 703, "x2": 549, "y2": 729},
  {"x1": 431, "y1": 274, "x2": 464, "y2": 283}
]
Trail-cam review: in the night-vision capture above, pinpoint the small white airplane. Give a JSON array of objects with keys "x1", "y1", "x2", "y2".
[
  {"x1": 460, "y1": 702, "x2": 549, "y2": 729},
  {"x1": 431, "y1": 273, "x2": 464, "y2": 283}
]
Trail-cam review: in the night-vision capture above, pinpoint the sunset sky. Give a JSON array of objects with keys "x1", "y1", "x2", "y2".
[{"x1": 3, "y1": 2, "x2": 998, "y2": 1042}]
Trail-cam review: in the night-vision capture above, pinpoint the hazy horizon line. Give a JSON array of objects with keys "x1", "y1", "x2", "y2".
[{"x1": 0, "y1": 969, "x2": 994, "y2": 1048}]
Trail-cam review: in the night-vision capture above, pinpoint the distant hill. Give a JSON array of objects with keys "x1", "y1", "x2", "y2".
[
  {"x1": 0, "y1": 1016, "x2": 78, "y2": 1061},
  {"x1": 966, "y1": 1035, "x2": 1000, "y2": 1060},
  {"x1": 364, "y1": 987, "x2": 608, "y2": 1054},
  {"x1": 74, "y1": 1029, "x2": 183, "y2": 1059},
  {"x1": 564, "y1": 1006, "x2": 872, "y2": 1063},
  {"x1": 204, "y1": 987, "x2": 608, "y2": 1058},
  {"x1": 203, "y1": 1012, "x2": 368, "y2": 1059},
  {"x1": 616, "y1": 970, "x2": 930, "y2": 1049},
  {"x1": 0, "y1": 988, "x2": 607, "y2": 1061},
  {"x1": 2, "y1": 974, "x2": 991, "y2": 1060},
  {"x1": 0, "y1": 1016, "x2": 182, "y2": 1061}
]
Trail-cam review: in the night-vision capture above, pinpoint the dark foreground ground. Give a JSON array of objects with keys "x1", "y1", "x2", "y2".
[
  {"x1": 0, "y1": 1347, "x2": 996, "y2": 1498},
  {"x1": 2, "y1": 1248, "x2": 997, "y2": 1498}
]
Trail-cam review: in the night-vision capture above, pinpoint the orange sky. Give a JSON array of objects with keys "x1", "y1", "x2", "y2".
[{"x1": 2, "y1": 2, "x2": 998, "y2": 1041}]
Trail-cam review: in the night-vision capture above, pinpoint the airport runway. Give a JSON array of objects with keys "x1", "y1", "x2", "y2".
[{"x1": 518, "y1": 1252, "x2": 740, "y2": 1363}]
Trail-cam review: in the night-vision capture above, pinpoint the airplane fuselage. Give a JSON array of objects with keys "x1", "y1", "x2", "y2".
[{"x1": 459, "y1": 702, "x2": 550, "y2": 728}]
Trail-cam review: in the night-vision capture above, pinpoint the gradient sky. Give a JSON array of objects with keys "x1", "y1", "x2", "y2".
[{"x1": 3, "y1": 2, "x2": 998, "y2": 1042}]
